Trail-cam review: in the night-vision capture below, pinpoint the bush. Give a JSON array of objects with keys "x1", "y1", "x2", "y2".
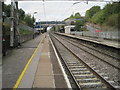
[
  {"x1": 19, "y1": 29, "x2": 33, "y2": 35},
  {"x1": 75, "y1": 20, "x2": 84, "y2": 31},
  {"x1": 106, "y1": 13, "x2": 119, "y2": 28},
  {"x1": 85, "y1": 6, "x2": 101, "y2": 21}
]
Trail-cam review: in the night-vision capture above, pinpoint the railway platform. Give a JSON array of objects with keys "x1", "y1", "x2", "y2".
[
  {"x1": 12, "y1": 33, "x2": 68, "y2": 89},
  {"x1": 56, "y1": 33, "x2": 120, "y2": 49}
]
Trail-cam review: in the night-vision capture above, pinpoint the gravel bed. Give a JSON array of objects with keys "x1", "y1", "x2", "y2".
[
  {"x1": 57, "y1": 34, "x2": 119, "y2": 60},
  {"x1": 53, "y1": 34, "x2": 120, "y2": 88},
  {"x1": 57, "y1": 35, "x2": 120, "y2": 69},
  {"x1": 50, "y1": 35, "x2": 107, "y2": 89}
]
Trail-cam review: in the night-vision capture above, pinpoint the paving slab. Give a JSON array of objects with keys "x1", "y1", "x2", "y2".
[
  {"x1": 33, "y1": 76, "x2": 55, "y2": 88},
  {"x1": 57, "y1": 33, "x2": 120, "y2": 49},
  {"x1": 33, "y1": 35, "x2": 55, "y2": 88}
]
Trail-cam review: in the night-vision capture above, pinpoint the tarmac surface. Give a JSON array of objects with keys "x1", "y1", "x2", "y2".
[{"x1": 3, "y1": 35, "x2": 42, "y2": 88}]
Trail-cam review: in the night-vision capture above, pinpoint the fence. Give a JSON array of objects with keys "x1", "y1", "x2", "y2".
[
  {"x1": 18, "y1": 23, "x2": 34, "y2": 31},
  {"x1": 4, "y1": 18, "x2": 35, "y2": 45},
  {"x1": 18, "y1": 23, "x2": 34, "y2": 43},
  {"x1": 71, "y1": 31, "x2": 120, "y2": 41},
  {"x1": 20, "y1": 34, "x2": 33, "y2": 43}
]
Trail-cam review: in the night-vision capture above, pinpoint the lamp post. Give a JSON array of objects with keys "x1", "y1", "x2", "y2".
[{"x1": 33, "y1": 12, "x2": 37, "y2": 39}]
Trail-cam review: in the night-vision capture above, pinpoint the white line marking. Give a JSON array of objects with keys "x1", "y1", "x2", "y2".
[
  {"x1": 48, "y1": 52, "x2": 50, "y2": 58},
  {"x1": 49, "y1": 36, "x2": 72, "y2": 89}
]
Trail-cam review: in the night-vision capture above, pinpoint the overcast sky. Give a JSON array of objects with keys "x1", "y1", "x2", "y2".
[{"x1": 5, "y1": 0, "x2": 107, "y2": 21}]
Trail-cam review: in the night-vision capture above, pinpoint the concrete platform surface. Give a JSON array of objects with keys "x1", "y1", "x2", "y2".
[
  {"x1": 33, "y1": 34, "x2": 55, "y2": 88},
  {"x1": 57, "y1": 33, "x2": 120, "y2": 49}
]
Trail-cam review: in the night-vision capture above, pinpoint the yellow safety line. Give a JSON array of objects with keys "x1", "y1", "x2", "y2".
[{"x1": 13, "y1": 35, "x2": 45, "y2": 89}]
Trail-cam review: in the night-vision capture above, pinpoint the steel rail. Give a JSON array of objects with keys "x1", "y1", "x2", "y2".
[
  {"x1": 56, "y1": 33, "x2": 119, "y2": 61},
  {"x1": 55, "y1": 33, "x2": 120, "y2": 70},
  {"x1": 50, "y1": 34, "x2": 81, "y2": 90},
  {"x1": 51, "y1": 33, "x2": 116, "y2": 90}
]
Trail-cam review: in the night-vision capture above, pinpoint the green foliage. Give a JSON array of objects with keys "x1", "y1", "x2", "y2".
[
  {"x1": 4, "y1": 4, "x2": 35, "y2": 27},
  {"x1": 69, "y1": 14, "x2": 74, "y2": 19},
  {"x1": 85, "y1": 6, "x2": 101, "y2": 21},
  {"x1": 74, "y1": 12, "x2": 81, "y2": 19},
  {"x1": 64, "y1": 18, "x2": 69, "y2": 21},
  {"x1": 106, "y1": 13, "x2": 119, "y2": 27},
  {"x1": 4, "y1": 4, "x2": 11, "y2": 17},
  {"x1": 19, "y1": 28, "x2": 33, "y2": 35},
  {"x1": 24, "y1": 14, "x2": 35, "y2": 27},
  {"x1": 85, "y1": 10, "x2": 91, "y2": 21},
  {"x1": 91, "y1": 10, "x2": 105, "y2": 24},
  {"x1": 86, "y1": 2, "x2": 120, "y2": 28},
  {"x1": 64, "y1": 12, "x2": 85, "y2": 31},
  {"x1": 75, "y1": 20, "x2": 84, "y2": 31},
  {"x1": 65, "y1": 12, "x2": 81, "y2": 20},
  {"x1": 18, "y1": 9, "x2": 25, "y2": 21},
  {"x1": 103, "y1": 2, "x2": 120, "y2": 16}
]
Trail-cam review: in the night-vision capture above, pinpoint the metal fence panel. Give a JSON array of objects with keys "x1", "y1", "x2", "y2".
[{"x1": 71, "y1": 31, "x2": 120, "y2": 40}]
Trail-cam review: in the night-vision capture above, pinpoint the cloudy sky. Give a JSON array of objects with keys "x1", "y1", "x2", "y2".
[{"x1": 5, "y1": 0, "x2": 107, "y2": 21}]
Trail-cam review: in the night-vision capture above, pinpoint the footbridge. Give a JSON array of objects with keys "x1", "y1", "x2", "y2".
[
  {"x1": 35, "y1": 21, "x2": 65, "y2": 32},
  {"x1": 35, "y1": 21, "x2": 65, "y2": 27}
]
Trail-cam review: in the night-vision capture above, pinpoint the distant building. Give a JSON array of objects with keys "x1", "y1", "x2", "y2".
[
  {"x1": 64, "y1": 18, "x2": 85, "y2": 34},
  {"x1": 65, "y1": 25, "x2": 75, "y2": 34},
  {"x1": 65, "y1": 18, "x2": 84, "y2": 26}
]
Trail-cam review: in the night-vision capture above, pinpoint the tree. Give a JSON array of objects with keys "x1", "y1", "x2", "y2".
[
  {"x1": 90, "y1": 2, "x2": 120, "y2": 26},
  {"x1": 69, "y1": 14, "x2": 74, "y2": 19},
  {"x1": 102, "y1": 2, "x2": 120, "y2": 21},
  {"x1": 66, "y1": 12, "x2": 81, "y2": 20},
  {"x1": 74, "y1": 12, "x2": 81, "y2": 19},
  {"x1": 24, "y1": 14, "x2": 35, "y2": 27},
  {"x1": 18, "y1": 9, "x2": 25, "y2": 21},
  {"x1": 85, "y1": 6, "x2": 101, "y2": 21},
  {"x1": 32, "y1": 16, "x2": 35, "y2": 23},
  {"x1": 75, "y1": 20, "x2": 84, "y2": 31},
  {"x1": 103, "y1": 2, "x2": 120, "y2": 15},
  {"x1": 3, "y1": 4, "x2": 35, "y2": 28},
  {"x1": 91, "y1": 10, "x2": 105, "y2": 24},
  {"x1": 4, "y1": 4, "x2": 11, "y2": 17}
]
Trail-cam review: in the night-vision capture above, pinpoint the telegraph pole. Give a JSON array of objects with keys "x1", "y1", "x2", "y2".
[
  {"x1": 15, "y1": 2, "x2": 20, "y2": 46},
  {"x1": 10, "y1": 0, "x2": 14, "y2": 47},
  {"x1": 2, "y1": 1, "x2": 7, "y2": 56},
  {"x1": 10, "y1": 0, "x2": 20, "y2": 47}
]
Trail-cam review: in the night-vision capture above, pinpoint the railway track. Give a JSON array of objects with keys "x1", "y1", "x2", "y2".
[
  {"x1": 56, "y1": 33, "x2": 119, "y2": 60},
  {"x1": 55, "y1": 34, "x2": 120, "y2": 70},
  {"x1": 50, "y1": 33, "x2": 119, "y2": 90}
]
